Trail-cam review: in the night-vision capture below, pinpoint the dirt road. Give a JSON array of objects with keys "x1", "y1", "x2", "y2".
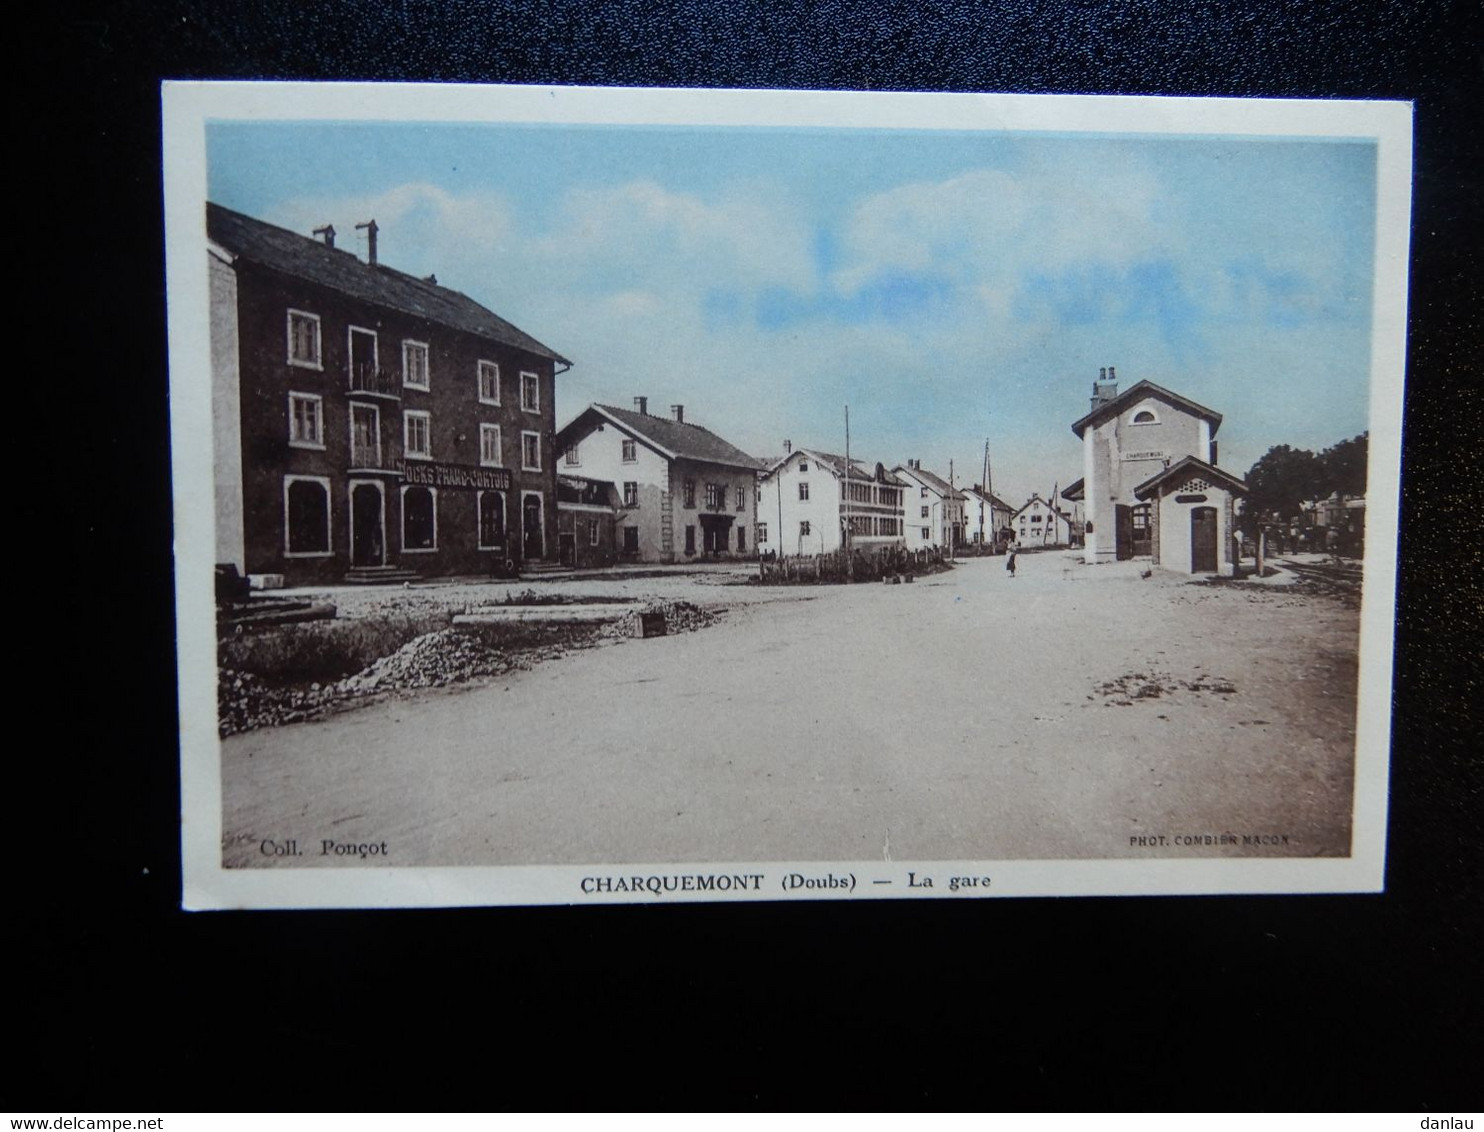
[{"x1": 222, "y1": 552, "x2": 1359, "y2": 866}]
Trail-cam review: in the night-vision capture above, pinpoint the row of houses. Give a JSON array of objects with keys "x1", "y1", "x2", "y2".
[{"x1": 208, "y1": 204, "x2": 1246, "y2": 587}]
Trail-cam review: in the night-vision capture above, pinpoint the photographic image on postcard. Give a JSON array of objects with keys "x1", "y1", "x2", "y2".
[{"x1": 169, "y1": 86, "x2": 1408, "y2": 905}]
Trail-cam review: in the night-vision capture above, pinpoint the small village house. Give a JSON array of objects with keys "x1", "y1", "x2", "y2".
[
  {"x1": 757, "y1": 445, "x2": 907, "y2": 558},
  {"x1": 208, "y1": 203, "x2": 569, "y2": 587},
  {"x1": 892, "y1": 461, "x2": 968, "y2": 551},
  {"x1": 555, "y1": 475, "x2": 621, "y2": 569},
  {"x1": 1012, "y1": 495, "x2": 1074, "y2": 548},
  {"x1": 554, "y1": 400, "x2": 760, "y2": 563},
  {"x1": 1065, "y1": 367, "x2": 1243, "y2": 573},
  {"x1": 962, "y1": 484, "x2": 1016, "y2": 549}
]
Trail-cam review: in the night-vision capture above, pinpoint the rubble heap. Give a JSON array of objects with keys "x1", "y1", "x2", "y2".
[{"x1": 218, "y1": 600, "x2": 724, "y2": 737}]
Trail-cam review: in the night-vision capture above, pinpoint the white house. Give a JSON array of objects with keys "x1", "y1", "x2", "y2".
[
  {"x1": 962, "y1": 484, "x2": 1016, "y2": 549},
  {"x1": 554, "y1": 398, "x2": 761, "y2": 563},
  {"x1": 892, "y1": 461, "x2": 968, "y2": 551},
  {"x1": 1012, "y1": 495, "x2": 1074, "y2": 547},
  {"x1": 756, "y1": 446, "x2": 907, "y2": 557}
]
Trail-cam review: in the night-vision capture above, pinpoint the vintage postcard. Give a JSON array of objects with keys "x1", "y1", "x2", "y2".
[{"x1": 165, "y1": 83, "x2": 1410, "y2": 908}]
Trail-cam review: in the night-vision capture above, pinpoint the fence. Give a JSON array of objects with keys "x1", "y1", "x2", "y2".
[{"x1": 757, "y1": 545, "x2": 949, "y2": 585}]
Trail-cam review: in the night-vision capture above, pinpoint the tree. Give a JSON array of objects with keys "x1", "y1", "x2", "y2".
[
  {"x1": 1243, "y1": 444, "x2": 1321, "y2": 521},
  {"x1": 1317, "y1": 432, "x2": 1368, "y2": 500}
]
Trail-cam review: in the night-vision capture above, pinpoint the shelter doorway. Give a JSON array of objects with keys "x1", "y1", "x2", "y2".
[{"x1": 1191, "y1": 506, "x2": 1219, "y2": 573}]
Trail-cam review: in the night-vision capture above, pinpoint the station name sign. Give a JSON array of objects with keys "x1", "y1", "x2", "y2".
[
  {"x1": 401, "y1": 460, "x2": 512, "y2": 491},
  {"x1": 1121, "y1": 450, "x2": 1167, "y2": 463}
]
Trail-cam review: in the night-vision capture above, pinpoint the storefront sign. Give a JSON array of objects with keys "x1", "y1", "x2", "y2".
[{"x1": 401, "y1": 460, "x2": 512, "y2": 491}]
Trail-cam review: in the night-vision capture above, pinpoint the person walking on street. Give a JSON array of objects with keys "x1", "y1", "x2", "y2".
[{"x1": 1006, "y1": 547, "x2": 1018, "y2": 577}]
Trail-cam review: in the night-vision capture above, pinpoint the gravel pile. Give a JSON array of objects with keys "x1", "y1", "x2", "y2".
[
  {"x1": 220, "y1": 600, "x2": 723, "y2": 736},
  {"x1": 338, "y1": 628, "x2": 518, "y2": 693},
  {"x1": 219, "y1": 667, "x2": 348, "y2": 735},
  {"x1": 599, "y1": 599, "x2": 720, "y2": 639}
]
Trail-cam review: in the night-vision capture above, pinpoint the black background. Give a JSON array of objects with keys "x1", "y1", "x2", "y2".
[{"x1": 24, "y1": 0, "x2": 1481, "y2": 1110}]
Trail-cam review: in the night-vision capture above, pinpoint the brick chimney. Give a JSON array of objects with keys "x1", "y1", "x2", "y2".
[
  {"x1": 1090, "y1": 364, "x2": 1119, "y2": 412},
  {"x1": 634, "y1": 396, "x2": 648, "y2": 415},
  {"x1": 355, "y1": 219, "x2": 379, "y2": 265},
  {"x1": 312, "y1": 224, "x2": 336, "y2": 248},
  {"x1": 784, "y1": 440, "x2": 792, "y2": 453},
  {"x1": 671, "y1": 404, "x2": 684, "y2": 423}
]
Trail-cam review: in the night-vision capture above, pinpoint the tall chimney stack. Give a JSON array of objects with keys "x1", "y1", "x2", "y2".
[
  {"x1": 634, "y1": 396, "x2": 648, "y2": 415},
  {"x1": 313, "y1": 224, "x2": 336, "y2": 249},
  {"x1": 1090, "y1": 363, "x2": 1120, "y2": 412},
  {"x1": 671, "y1": 404, "x2": 684, "y2": 423},
  {"x1": 784, "y1": 440, "x2": 792, "y2": 454},
  {"x1": 355, "y1": 219, "x2": 379, "y2": 265}
]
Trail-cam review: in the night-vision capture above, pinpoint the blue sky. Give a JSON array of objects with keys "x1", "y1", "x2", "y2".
[{"x1": 209, "y1": 120, "x2": 1377, "y2": 505}]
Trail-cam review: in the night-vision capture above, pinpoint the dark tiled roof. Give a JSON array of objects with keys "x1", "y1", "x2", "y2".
[
  {"x1": 206, "y1": 203, "x2": 569, "y2": 365},
  {"x1": 795, "y1": 449, "x2": 907, "y2": 486},
  {"x1": 1060, "y1": 478, "x2": 1085, "y2": 502},
  {"x1": 1070, "y1": 379, "x2": 1222, "y2": 439},
  {"x1": 965, "y1": 485, "x2": 1016, "y2": 511},
  {"x1": 1132, "y1": 456, "x2": 1248, "y2": 500},
  {"x1": 1013, "y1": 494, "x2": 1074, "y2": 521},
  {"x1": 582, "y1": 404, "x2": 763, "y2": 472},
  {"x1": 893, "y1": 464, "x2": 968, "y2": 500}
]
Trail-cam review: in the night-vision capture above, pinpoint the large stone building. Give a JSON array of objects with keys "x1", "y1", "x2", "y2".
[
  {"x1": 1064, "y1": 367, "x2": 1244, "y2": 575},
  {"x1": 555, "y1": 400, "x2": 760, "y2": 563},
  {"x1": 208, "y1": 203, "x2": 569, "y2": 586},
  {"x1": 757, "y1": 445, "x2": 907, "y2": 558}
]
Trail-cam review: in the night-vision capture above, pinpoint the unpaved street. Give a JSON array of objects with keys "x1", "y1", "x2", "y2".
[{"x1": 222, "y1": 552, "x2": 1358, "y2": 866}]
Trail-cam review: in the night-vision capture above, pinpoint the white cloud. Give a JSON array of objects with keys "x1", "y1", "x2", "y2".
[{"x1": 530, "y1": 179, "x2": 817, "y2": 293}]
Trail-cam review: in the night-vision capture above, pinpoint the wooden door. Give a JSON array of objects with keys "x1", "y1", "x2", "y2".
[
  {"x1": 1115, "y1": 504, "x2": 1133, "y2": 560},
  {"x1": 1191, "y1": 506, "x2": 1218, "y2": 573}
]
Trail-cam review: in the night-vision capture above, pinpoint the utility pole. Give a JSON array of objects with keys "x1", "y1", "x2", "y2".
[
  {"x1": 949, "y1": 458, "x2": 956, "y2": 561},
  {"x1": 844, "y1": 405, "x2": 853, "y2": 580}
]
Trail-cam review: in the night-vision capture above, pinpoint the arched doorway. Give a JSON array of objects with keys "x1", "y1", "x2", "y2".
[
  {"x1": 1191, "y1": 506, "x2": 1218, "y2": 573},
  {"x1": 350, "y1": 481, "x2": 385, "y2": 567},
  {"x1": 522, "y1": 493, "x2": 544, "y2": 562}
]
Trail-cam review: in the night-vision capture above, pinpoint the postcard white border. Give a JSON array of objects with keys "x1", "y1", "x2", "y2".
[{"x1": 164, "y1": 82, "x2": 1410, "y2": 909}]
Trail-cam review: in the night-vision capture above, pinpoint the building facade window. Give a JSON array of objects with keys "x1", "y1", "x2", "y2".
[
  {"x1": 402, "y1": 340, "x2": 430, "y2": 390},
  {"x1": 478, "y1": 490, "x2": 506, "y2": 549},
  {"x1": 704, "y1": 483, "x2": 722, "y2": 509},
  {"x1": 798, "y1": 482, "x2": 809, "y2": 501},
  {"x1": 287, "y1": 310, "x2": 322, "y2": 369},
  {"x1": 402, "y1": 485, "x2": 437, "y2": 551},
  {"x1": 922, "y1": 527, "x2": 930, "y2": 540},
  {"x1": 756, "y1": 521, "x2": 768, "y2": 544},
  {"x1": 800, "y1": 520, "x2": 812, "y2": 538},
  {"x1": 480, "y1": 424, "x2": 502, "y2": 467},
  {"x1": 798, "y1": 461, "x2": 808, "y2": 472},
  {"x1": 623, "y1": 482, "x2": 638, "y2": 507},
  {"x1": 478, "y1": 360, "x2": 500, "y2": 404},
  {"x1": 736, "y1": 488, "x2": 746, "y2": 512},
  {"x1": 588, "y1": 518, "x2": 600, "y2": 546},
  {"x1": 621, "y1": 439, "x2": 637, "y2": 462},
  {"x1": 683, "y1": 480, "x2": 696, "y2": 507},
  {"x1": 564, "y1": 444, "x2": 581, "y2": 467},
  {"x1": 521, "y1": 430, "x2": 541, "y2": 471},
  {"x1": 921, "y1": 505, "x2": 930, "y2": 518},
  {"x1": 404, "y1": 411, "x2": 432, "y2": 459},
  {"x1": 350, "y1": 404, "x2": 380, "y2": 468},
  {"x1": 520, "y1": 372, "x2": 540, "y2": 412},
  {"x1": 284, "y1": 476, "x2": 332, "y2": 556},
  {"x1": 623, "y1": 526, "x2": 639, "y2": 553},
  {"x1": 349, "y1": 327, "x2": 378, "y2": 384},
  {"x1": 288, "y1": 393, "x2": 324, "y2": 448},
  {"x1": 1131, "y1": 409, "x2": 1159, "y2": 425}
]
